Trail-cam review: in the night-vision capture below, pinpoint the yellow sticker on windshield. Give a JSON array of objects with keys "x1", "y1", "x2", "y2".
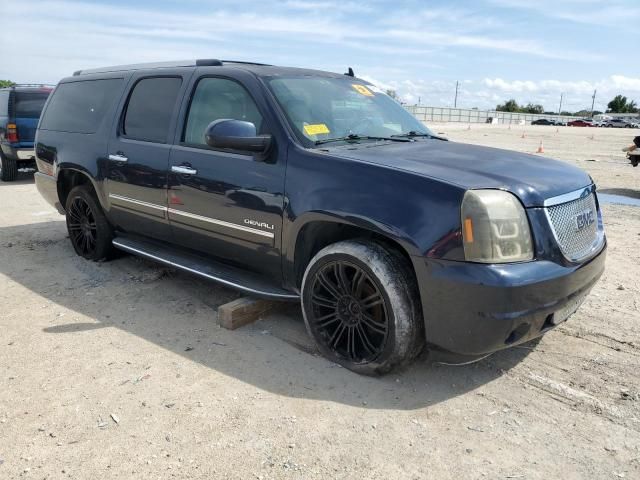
[
  {"x1": 303, "y1": 123, "x2": 330, "y2": 135},
  {"x1": 352, "y1": 84, "x2": 374, "y2": 96}
]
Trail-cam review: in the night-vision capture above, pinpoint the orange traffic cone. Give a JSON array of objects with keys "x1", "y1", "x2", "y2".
[{"x1": 536, "y1": 141, "x2": 544, "y2": 153}]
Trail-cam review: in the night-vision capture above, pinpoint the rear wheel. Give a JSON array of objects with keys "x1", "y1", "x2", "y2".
[
  {"x1": 0, "y1": 151, "x2": 17, "y2": 182},
  {"x1": 65, "y1": 185, "x2": 114, "y2": 261},
  {"x1": 301, "y1": 240, "x2": 424, "y2": 375}
]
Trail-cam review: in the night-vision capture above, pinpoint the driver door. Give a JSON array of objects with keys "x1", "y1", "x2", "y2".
[{"x1": 167, "y1": 74, "x2": 285, "y2": 281}]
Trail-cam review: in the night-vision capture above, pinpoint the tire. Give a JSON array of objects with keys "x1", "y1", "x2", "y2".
[
  {"x1": 65, "y1": 185, "x2": 114, "y2": 261},
  {"x1": 0, "y1": 151, "x2": 18, "y2": 182},
  {"x1": 301, "y1": 240, "x2": 424, "y2": 375}
]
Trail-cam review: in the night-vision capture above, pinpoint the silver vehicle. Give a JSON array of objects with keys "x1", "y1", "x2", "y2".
[{"x1": 604, "y1": 118, "x2": 633, "y2": 128}]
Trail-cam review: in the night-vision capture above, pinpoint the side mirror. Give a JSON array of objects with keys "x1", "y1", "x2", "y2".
[{"x1": 204, "y1": 119, "x2": 272, "y2": 159}]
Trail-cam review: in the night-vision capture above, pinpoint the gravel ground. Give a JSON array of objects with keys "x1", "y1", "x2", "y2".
[{"x1": 1, "y1": 124, "x2": 639, "y2": 480}]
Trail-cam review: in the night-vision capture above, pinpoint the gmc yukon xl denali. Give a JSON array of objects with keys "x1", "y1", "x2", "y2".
[{"x1": 34, "y1": 59, "x2": 606, "y2": 374}]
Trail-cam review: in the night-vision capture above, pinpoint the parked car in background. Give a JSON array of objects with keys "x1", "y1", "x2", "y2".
[
  {"x1": 531, "y1": 119, "x2": 555, "y2": 126},
  {"x1": 604, "y1": 118, "x2": 633, "y2": 128},
  {"x1": 0, "y1": 85, "x2": 53, "y2": 181},
  {"x1": 34, "y1": 59, "x2": 606, "y2": 374},
  {"x1": 567, "y1": 119, "x2": 594, "y2": 127}
]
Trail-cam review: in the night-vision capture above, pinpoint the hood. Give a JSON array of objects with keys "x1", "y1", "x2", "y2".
[{"x1": 327, "y1": 139, "x2": 592, "y2": 207}]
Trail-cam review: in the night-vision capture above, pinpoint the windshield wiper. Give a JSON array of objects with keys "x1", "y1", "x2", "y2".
[
  {"x1": 391, "y1": 130, "x2": 434, "y2": 139},
  {"x1": 315, "y1": 133, "x2": 411, "y2": 146}
]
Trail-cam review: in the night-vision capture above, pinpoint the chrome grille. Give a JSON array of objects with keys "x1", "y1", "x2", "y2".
[{"x1": 546, "y1": 193, "x2": 600, "y2": 261}]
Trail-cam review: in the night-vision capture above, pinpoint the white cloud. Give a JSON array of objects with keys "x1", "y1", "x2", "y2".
[{"x1": 489, "y1": 0, "x2": 640, "y2": 26}]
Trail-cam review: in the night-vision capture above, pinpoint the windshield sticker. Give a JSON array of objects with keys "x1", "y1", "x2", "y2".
[
  {"x1": 351, "y1": 84, "x2": 374, "y2": 97},
  {"x1": 303, "y1": 123, "x2": 330, "y2": 135}
]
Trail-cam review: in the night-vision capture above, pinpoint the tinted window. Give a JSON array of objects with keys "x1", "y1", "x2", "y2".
[
  {"x1": 184, "y1": 78, "x2": 263, "y2": 145},
  {"x1": 123, "y1": 77, "x2": 182, "y2": 143},
  {"x1": 40, "y1": 79, "x2": 123, "y2": 133},
  {"x1": 15, "y1": 92, "x2": 50, "y2": 118}
]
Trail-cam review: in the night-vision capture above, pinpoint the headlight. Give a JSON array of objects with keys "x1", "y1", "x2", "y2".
[{"x1": 461, "y1": 190, "x2": 533, "y2": 263}]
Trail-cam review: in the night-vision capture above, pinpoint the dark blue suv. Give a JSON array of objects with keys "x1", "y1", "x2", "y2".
[
  {"x1": 0, "y1": 85, "x2": 52, "y2": 181},
  {"x1": 33, "y1": 60, "x2": 606, "y2": 374}
]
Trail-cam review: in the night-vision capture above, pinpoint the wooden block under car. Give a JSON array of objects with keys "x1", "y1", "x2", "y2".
[{"x1": 217, "y1": 297, "x2": 282, "y2": 330}]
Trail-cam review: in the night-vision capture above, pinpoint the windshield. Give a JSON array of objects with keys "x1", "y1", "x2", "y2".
[{"x1": 267, "y1": 76, "x2": 433, "y2": 147}]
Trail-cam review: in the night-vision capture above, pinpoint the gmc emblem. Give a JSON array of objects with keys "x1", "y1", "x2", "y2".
[{"x1": 575, "y1": 209, "x2": 595, "y2": 231}]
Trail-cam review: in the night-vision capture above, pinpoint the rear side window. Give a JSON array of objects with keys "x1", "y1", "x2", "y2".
[
  {"x1": 122, "y1": 77, "x2": 182, "y2": 143},
  {"x1": 40, "y1": 79, "x2": 123, "y2": 133},
  {"x1": 15, "y1": 92, "x2": 50, "y2": 118}
]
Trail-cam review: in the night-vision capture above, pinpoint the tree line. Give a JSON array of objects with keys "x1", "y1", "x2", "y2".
[{"x1": 496, "y1": 94, "x2": 638, "y2": 116}]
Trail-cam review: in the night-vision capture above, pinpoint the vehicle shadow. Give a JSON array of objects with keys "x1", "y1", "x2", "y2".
[
  {"x1": 0, "y1": 171, "x2": 35, "y2": 186},
  {"x1": 0, "y1": 220, "x2": 535, "y2": 410}
]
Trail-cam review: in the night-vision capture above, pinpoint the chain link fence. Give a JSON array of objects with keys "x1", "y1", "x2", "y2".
[{"x1": 404, "y1": 105, "x2": 583, "y2": 124}]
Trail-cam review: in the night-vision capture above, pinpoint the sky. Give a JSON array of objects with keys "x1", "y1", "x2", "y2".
[{"x1": 1, "y1": 0, "x2": 639, "y2": 112}]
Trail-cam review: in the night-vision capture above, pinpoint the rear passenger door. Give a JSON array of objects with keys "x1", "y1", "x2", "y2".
[{"x1": 106, "y1": 71, "x2": 191, "y2": 241}]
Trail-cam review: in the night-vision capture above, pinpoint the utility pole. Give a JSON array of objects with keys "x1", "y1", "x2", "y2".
[
  {"x1": 454, "y1": 81, "x2": 459, "y2": 108},
  {"x1": 590, "y1": 89, "x2": 597, "y2": 117},
  {"x1": 558, "y1": 93, "x2": 564, "y2": 116}
]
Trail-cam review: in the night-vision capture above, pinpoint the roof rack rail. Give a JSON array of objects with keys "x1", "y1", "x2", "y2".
[
  {"x1": 73, "y1": 60, "x2": 200, "y2": 76},
  {"x1": 220, "y1": 60, "x2": 272, "y2": 66},
  {"x1": 3, "y1": 83, "x2": 55, "y2": 88},
  {"x1": 73, "y1": 59, "x2": 272, "y2": 76}
]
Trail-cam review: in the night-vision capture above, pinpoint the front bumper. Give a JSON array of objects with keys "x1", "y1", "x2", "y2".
[{"x1": 413, "y1": 244, "x2": 606, "y2": 360}]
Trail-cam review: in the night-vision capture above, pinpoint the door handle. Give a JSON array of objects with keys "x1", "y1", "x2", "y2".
[
  {"x1": 172, "y1": 165, "x2": 198, "y2": 175},
  {"x1": 108, "y1": 154, "x2": 128, "y2": 163}
]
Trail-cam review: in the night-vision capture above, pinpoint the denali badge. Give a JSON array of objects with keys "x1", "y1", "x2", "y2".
[
  {"x1": 244, "y1": 219, "x2": 275, "y2": 230},
  {"x1": 575, "y1": 209, "x2": 595, "y2": 231}
]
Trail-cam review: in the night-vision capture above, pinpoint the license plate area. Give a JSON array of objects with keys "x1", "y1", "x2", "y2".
[{"x1": 551, "y1": 295, "x2": 586, "y2": 326}]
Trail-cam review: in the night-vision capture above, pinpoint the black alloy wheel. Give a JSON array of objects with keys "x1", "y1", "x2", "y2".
[
  {"x1": 301, "y1": 240, "x2": 424, "y2": 375},
  {"x1": 307, "y1": 260, "x2": 389, "y2": 364},
  {"x1": 67, "y1": 196, "x2": 98, "y2": 257},
  {"x1": 65, "y1": 185, "x2": 114, "y2": 261}
]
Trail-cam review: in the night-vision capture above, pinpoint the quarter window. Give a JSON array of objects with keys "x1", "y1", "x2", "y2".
[
  {"x1": 184, "y1": 78, "x2": 263, "y2": 146},
  {"x1": 123, "y1": 77, "x2": 182, "y2": 143},
  {"x1": 39, "y1": 79, "x2": 123, "y2": 133}
]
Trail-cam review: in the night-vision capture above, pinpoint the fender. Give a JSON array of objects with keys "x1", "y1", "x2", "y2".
[{"x1": 282, "y1": 209, "x2": 424, "y2": 290}]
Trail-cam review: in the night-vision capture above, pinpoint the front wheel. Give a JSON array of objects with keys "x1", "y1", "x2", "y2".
[
  {"x1": 65, "y1": 185, "x2": 114, "y2": 261},
  {"x1": 301, "y1": 240, "x2": 424, "y2": 375}
]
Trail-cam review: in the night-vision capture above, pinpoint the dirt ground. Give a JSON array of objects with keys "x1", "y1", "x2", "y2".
[{"x1": 1, "y1": 124, "x2": 639, "y2": 480}]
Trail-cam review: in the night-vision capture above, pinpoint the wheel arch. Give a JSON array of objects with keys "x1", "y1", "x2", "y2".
[
  {"x1": 287, "y1": 212, "x2": 421, "y2": 291},
  {"x1": 56, "y1": 167, "x2": 103, "y2": 211}
]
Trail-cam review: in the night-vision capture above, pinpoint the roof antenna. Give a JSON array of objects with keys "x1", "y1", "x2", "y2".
[{"x1": 344, "y1": 67, "x2": 354, "y2": 77}]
